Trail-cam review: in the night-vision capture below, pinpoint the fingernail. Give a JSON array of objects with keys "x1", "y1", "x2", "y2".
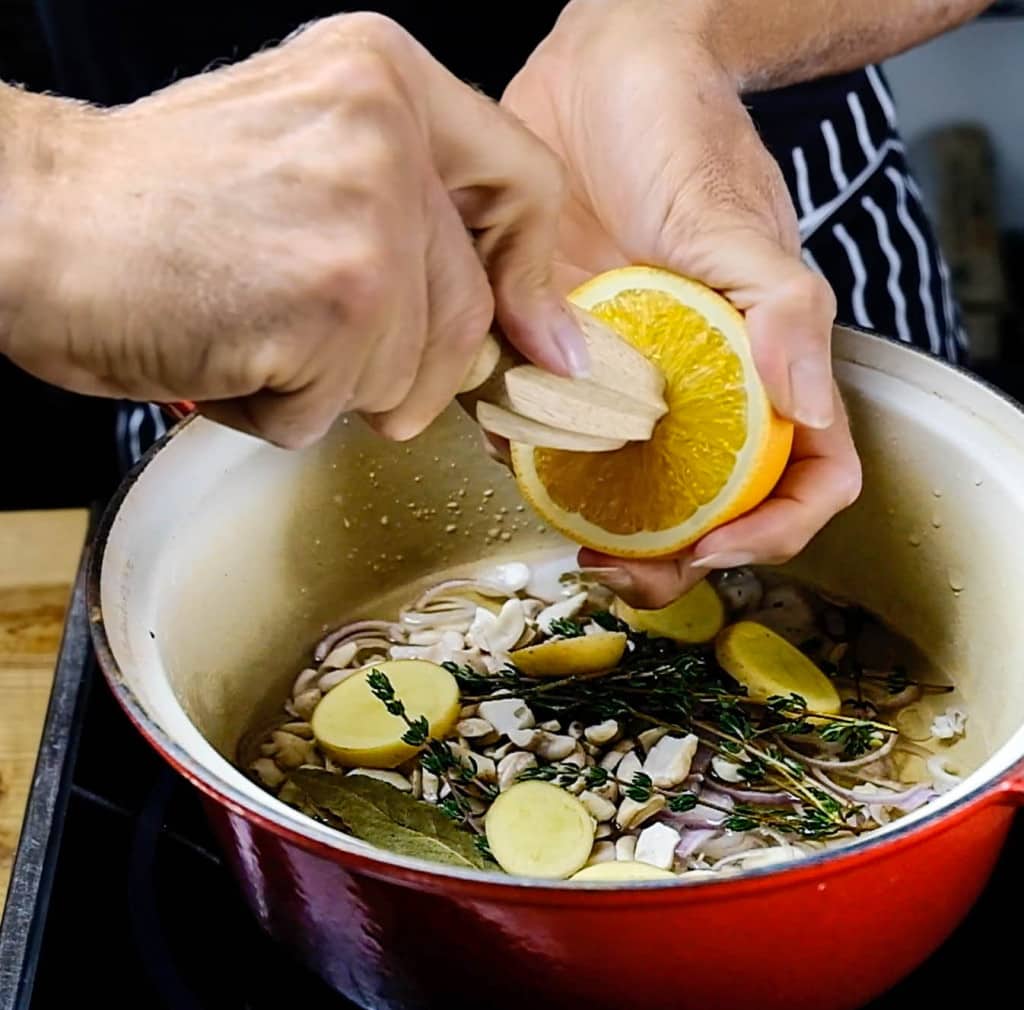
[
  {"x1": 552, "y1": 308, "x2": 591, "y2": 379},
  {"x1": 691, "y1": 551, "x2": 755, "y2": 570},
  {"x1": 580, "y1": 567, "x2": 633, "y2": 593},
  {"x1": 789, "y1": 356, "x2": 834, "y2": 429}
]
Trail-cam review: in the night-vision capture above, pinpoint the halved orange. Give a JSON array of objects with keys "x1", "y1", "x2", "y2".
[{"x1": 511, "y1": 266, "x2": 793, "y2": 558}]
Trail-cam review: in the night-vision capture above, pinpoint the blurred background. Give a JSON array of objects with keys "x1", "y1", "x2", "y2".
[{"x1": 1, "y1": 1, "x2": 1022, "y2": 510}]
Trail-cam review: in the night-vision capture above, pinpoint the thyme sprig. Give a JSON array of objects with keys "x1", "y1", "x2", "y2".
[
  {"x1": 521, "y1": 760, "x2": 859, "y2": 840},
  {"x1": 547, "y1": 617, "x2": 587, "y2": 638},
  {"x1": 819, "y1": 659, "x2": 954, "y2": 696},
  {"x1": 366, "y1": 669, "x2": 495, "y2": 833},
  {"x1": 428, "y1": 617, "x2": 900, "y2": 839}
]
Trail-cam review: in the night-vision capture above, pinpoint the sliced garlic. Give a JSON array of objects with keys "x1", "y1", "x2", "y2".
[{"x1": 536, "y1": 591, "x2": 589, "y2": 634}]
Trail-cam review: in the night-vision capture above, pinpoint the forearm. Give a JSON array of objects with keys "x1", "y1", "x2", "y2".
[
  {"x1": 0, "y1": 83, "x2": 87, "y2": 353},
  {"x1": 695, "y1": 0, "x2": 990, "y2": 92},
  {"x1": 0, "y1": 84, "x2": 46, "y2": 349}
]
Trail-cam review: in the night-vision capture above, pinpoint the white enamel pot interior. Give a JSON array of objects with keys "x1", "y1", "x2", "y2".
[{"x1": 89, "y1": 326, "x2": 1024, "y2": 886}]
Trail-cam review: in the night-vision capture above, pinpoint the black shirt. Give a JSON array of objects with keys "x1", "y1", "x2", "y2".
[{"x1": 34, "y1": 0, "x2": 868, "y2": 166}]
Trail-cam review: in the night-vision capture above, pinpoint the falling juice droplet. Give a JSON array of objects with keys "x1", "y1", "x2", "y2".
[
  {"x1": 499, "y1": 532, "x2": 512, "y2": 542},
  {"x1": 933, "y1": 488, "x2": 943, "y2": 498},
  {"x1": 445, "y1": 524, "x2": 457, "y2": 534},
  {"x1": 483, "y1": 489, "x2": 494, "y2": 498},
  {"x1": 413, "y1": 475, "x2": 422, "y2": 483},
  {"x1": 488, "y1": 527, "x2": 501, "y2": 538},
  {"x1": 931, "y1": 511, "x2": 942, "y2": 529},
  {"x1": 379, "y1": 516, "x2": 389, "y2": 526},
  {"x1": 908, "y1": 533, "x2": 922, "y2": 547},
  {"x1": 886, "y1": 506, "x2": 895, "y2": 517},
  {"x1": 974, "y1": 477, "x2": 984, "y2": 487},
  {"x1": 947, "y1": 568, "x2": 965, "y2": 592}
]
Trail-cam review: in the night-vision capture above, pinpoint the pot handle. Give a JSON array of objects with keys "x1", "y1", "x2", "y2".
[
  {"x1": 161, "y1": 401, "x2": 196, "y2": 422},
  {"x1": 998, "y1": 763, "x2": 1024, "y2": 807}
]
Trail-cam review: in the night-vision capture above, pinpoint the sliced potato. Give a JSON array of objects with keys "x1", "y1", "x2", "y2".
[
  {"x1": 485, "y1": 781, "x2": 595, "y2": 878},
  {"x1": 312, "y1": 659, "x2": 460, "y2": 769},
  {"x1": 715, "y1": 621, "x2": 841, "y2": 715},
  {"x1": 613, "y1": 581, "x2": 725, "y2": 644},
  {"x1": 570, "y1": 861, "x2": 677, "y2": 882},
  {"x1": 510, "y1": 631, "x2": 627, "y2": 678}
]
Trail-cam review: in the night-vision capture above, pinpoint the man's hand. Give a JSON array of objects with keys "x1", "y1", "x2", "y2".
[
  {"x1": 0, "y1": 14, "x2": 588, "y2": 448},
  {"x1": 503, "y1": 1, "x2": 861, "y2": 607}
]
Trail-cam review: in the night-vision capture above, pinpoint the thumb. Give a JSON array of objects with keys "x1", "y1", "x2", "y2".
[
  {"x1": 485, "y1": 207, "x2": 592, "y2": 381},
  {"x1": 447, "y1": 162, "x2": 591, "y2": 381}
]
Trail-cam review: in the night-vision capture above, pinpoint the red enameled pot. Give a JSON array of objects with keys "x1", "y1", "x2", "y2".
[{"x1": 89, "y1": 327, "x2": 1024, "y2": 1009}]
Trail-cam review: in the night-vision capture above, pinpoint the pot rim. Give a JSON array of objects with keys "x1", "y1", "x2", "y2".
[{"x1": 88, "y1": 328, "x2": 1024, "y2": 895}]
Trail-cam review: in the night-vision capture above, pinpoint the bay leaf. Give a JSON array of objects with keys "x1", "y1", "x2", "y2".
[
  {"x1": 287, "y1": 769, "x2": 493, "y2": 871},
  {"x1": 278, "y1": 779, "x2": 345, "y2": 827}
]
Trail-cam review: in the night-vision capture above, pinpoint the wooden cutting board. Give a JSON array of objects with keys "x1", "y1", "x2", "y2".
[{"x1": 0, "y1": 509, "x2": 88, "y2": 909}]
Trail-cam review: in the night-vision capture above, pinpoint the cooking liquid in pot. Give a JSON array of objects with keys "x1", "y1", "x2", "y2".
[{"x1": 237, "y1": 554, "x2": 978, "y2": 879}]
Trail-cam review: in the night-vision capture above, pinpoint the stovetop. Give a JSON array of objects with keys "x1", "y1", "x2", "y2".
[{"x1": 1, "y1": 545, "x2": 1021, "y2": 1010}]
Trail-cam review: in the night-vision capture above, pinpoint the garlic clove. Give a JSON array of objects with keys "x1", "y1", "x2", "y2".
[{"x1": 537, "y1": 591, "x2": 589, "y2": 634}]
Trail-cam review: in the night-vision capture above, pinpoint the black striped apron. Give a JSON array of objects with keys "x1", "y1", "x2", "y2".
[{"x1": 750, "y1": 64, "x2": 967, "y2": 365}]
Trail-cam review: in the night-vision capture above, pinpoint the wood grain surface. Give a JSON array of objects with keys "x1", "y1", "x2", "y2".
[{"x1": 0, "y1": 509, "x2": 88, "y2": 908}]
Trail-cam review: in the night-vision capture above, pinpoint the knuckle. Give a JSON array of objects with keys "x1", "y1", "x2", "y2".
[
  {"x1": 321, "y1": 249, "x2": 390, "y2": 324},
  {"x1": 307, "y1": 11, "x2": 408, "y2": 59},
  {"x1": 330, "y1": 47, "x2": 404, "y2": 115},
  {"x1": 368, "y1": 411, "x2": 424, "y2": 443},
  {"x1": 238, "y1": 336, "x2": 290, "y2": 390},
  {"x1": 449, "y1": 295, "x2": 496, "y2": 352},
  {"x1": 335, "y1": 11, "x2": 409, "y2": 53},
  {"x1": 787, "y1": 270, "x2": 838, "y2": 324},
  {"x1": 835, "y1": 459, "x2": 864, "y2": 510},
  {"x1": 637, "y1": 586, "x2": 684, "y2": 610},
  {"x1": 769, "y1": 531, "x2": 811, "y2": 565},
  {"x1": 368, "y1": 361, "x2": 419, "y2": 414},
  {"x1": 252, "y1": 409, "x2": 329, "y2": 451}
]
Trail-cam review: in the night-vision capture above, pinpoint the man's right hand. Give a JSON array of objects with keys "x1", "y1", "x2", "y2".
[{"x1": 0, "y1": 13, "x2": 586, "y2": 448}]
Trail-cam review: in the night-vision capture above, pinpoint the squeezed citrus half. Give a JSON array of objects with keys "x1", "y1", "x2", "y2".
[{"x1": 511, "y1": 266, "x2": 793, "y2": 557}]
